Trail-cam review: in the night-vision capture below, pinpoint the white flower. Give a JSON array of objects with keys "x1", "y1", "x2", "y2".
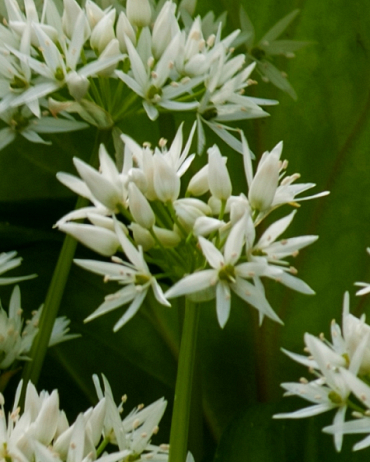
[
  {"x1": 242, "y1": 133, "x2": 329, "y2": 222},
  {"x1": 0, "y1": 250, "x2": 36, "y2": 285},
  {"x1": 274, "y1": 333, "x2": 351, "y2": 451},
  {"x1": 116, "y1": 31, "x2": 201, "y2": 121},
  {"x1": 0, "y1": 285, "x2": 78, "y2": 370},
  {"x1": 248, "y1": 210, "x2": 317, "y2": 295},
  {"x1": 75, "y1": 218, "x2": 170, "y2": 331},
  {"x1": 93, "y1": 374, "x2": 168, "y2": 459},
  {"x1": 323, "y1": 369, "x2": 370, "y2": 451},
  {"x1": 166, "y1": 214, "x2": 282, "y2": 327},
  {"x1": 56, "y1": 143, "x2": 129, "y2": 220},
  {"x1": 274, "y1": 303, "x2": 370, "y2": 451}
]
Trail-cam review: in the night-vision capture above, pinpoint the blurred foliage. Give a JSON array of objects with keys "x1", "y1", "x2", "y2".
[{"x1": 0, "y1": 0, "x2": 370, "y2": 460}]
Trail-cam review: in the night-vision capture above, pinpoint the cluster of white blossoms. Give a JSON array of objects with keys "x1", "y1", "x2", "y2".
[
  {"x1": 0, "y1": 284, "x2": 79, "y2": 372},
  {"x1": 274, "y1": 291, "x2": 370, "y2": 452},
  {"x1": 0, "y1": 374, "x2": 169, "y2": 462},
  {"x1": 0, "y1": 0, "x2": 280, "y2": 152},
  {"x1": 55, "y1": 123, "x2": 327, "y2": 331}
]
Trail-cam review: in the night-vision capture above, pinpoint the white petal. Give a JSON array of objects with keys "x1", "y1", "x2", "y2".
[
  {"x1": 165, "y1": 269, "x2": 216, "y2": 299},
  {"x1": 198, "y1": 236, "x2": 224, "y2": 269},
  {"x1": 273, "y1": 403, "x2": 334, "y2": 419},
  {"x1": 59, "y1": 223, "x2": 119, "y2": 256},
  {"x1": 258, "y1": 211, "x2": 296, "y2": 248},
  {"x1": 216, "y1": 281, "x2": 231, "y2": 328},
  {"x1": 113, "y1": 289, "x2": 147, "y2": 331}
]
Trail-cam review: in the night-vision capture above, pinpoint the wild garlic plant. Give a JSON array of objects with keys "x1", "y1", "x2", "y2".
[
  {"x1": 0, "y1": 0, "x2": 353, "y2": 460},
  {"x1": 274, "y1": 270, "x2": 370, "y2": 453}
]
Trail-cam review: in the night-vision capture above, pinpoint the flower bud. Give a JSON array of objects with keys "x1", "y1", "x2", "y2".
[
  {"x1": 193, "y1": 216, "x2": 224, "y2": 236},
  {"x1": 228, "y1": 194, "x2": 250, "y2": 224},
  {"x1": 85, "y1": 0, "x2": 105, "y2": 28},
  {"x1": 179, "y1": 0, "x2": 197, "y2": 16},
  {"x1": 152, "y1": 1, "x2": 179, "y2": 59},
  {"x1": 58, "y1": 223, "x2": 120, "y2": 256},
  {"x1": 249, "y1": 143, "x2": 282, "y2": 212},
  {"x1": 66, "y1": 71, "x2": 90, "y2": 101},
  {"x1": 90, "y1": 9, "x2": 116, "y2": 55},
  {"x1": 116, "y1": 11, "x2": 136, "y2": 52},
  {"x1": 174, "y1": 198, "x2": 211, "y2": 232},
  {"x1": 126, "y1": 0, "x2": 152, "y2": 28},
  {"x1": 87, "y1": 213, "x2": 128, "y2": 236},
  {"x1": 153, "y1": 226, "x2": 181, "y2": 247},
  {"x1": 128, "y1": 182, "x2": 155, "y2": 229},
  {"x1": 207, "y1": 145, "x2": 232, "y2": 200},
  {"x1": 130, "y1": 223, "x2": 155, "y2": 250},
  {"x1": 96, "y1": 39, "x2": 121, "y2": 76},
  {"x1": 344, "y1": 313, "x2": 370, "y2": 375},
  {"x1": 127, "y1": 167, "x2": 148, "y2": 193},
  {"x1": 153, "y1": 153, "x2": 180, "y2": 203},
  {"x1": 62, "y1": 0, "x2": 90, "y2": 39},
  {"x1": 187, "y1": 164, "x2": 209, "y2": 196}
]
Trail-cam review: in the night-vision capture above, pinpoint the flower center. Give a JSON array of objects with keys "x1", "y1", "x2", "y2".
[
  {"x1": 135, "y1": 273, "x2": 150, "y2": 286},
  {"x1": 328, "y1": 391, "x2": 342, "y2": 405},
  {"x1": 218, "y1": 264, "x2": 236, "y2": 283}
]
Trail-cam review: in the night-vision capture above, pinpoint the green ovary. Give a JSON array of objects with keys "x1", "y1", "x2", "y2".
[
  {"x1": 135, "y1": 273, "x2": 150, "y2": 286},
  {"x1": 328, "y1": 391, "x2": 342, "y2": 405},
  {"x1": 218, "y1": 264, "x2": 236, "y2": 283},
  {"x1": 54, "y1": 67, "x2": 65, "y2": 81},
  {"x1": 146, "y1": 85, "x2": 162, "y2": 101},
  {"x1": 10, "y1": 76, "x2": 28, "y2": 90}
]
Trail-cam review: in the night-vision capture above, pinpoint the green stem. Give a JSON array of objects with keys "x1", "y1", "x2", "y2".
[
  {"x1": 169, "y1": 298, "x2": 200, "y2": 462},
  {"x1": 96, "y1": 437, "x2": 110, "y2": 457},
  {"x1": 20, "y1": 129, "x2": 111, "y2": 403}
]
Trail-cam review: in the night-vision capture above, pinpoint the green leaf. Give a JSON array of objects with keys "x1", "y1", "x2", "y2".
[{"x1": 214, "y1": 403, "x2": 370, "y2": 461}]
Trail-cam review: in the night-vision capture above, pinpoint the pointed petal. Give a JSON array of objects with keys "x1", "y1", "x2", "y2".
[{"x1": 165, "y1": 269, "x2": 216, "y2": 299}]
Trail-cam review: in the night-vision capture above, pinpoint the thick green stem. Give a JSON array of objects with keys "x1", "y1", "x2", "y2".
[
  {"x1": 169, "y1": 298, "x2": 200, "y2": 462},
  {"x1": 20, "y1": 129, "x2": 111, "y2": 403}
]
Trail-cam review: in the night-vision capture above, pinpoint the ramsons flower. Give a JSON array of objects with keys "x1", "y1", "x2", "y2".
[
  {"x1": 165, "y1": 214, "x2": 282, "y2": 327},
  {"x1": 74, "y1": 218, "x2": 170, "y2": 331},
  {"x1": 0, "y1": 285, "x2": 79, "y2": 371}
]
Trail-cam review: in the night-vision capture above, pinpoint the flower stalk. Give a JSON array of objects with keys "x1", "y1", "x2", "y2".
[
  {"x1": 20, "y1": 129, "x2": 111, "y2": 403},
  {"x1": 169, "y1": 298, "x2": 200, "y2": 462}
]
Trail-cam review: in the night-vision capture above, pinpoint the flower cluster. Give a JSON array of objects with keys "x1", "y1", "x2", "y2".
[
  {"x1": 0, "y1": 285, "x2": 79, "y2": 372},
  {"x1": 0, "y1": 375, "x2": 169, "y2": 462},
  {"x1": 0, "y1": 0, "x2": 280, "y2": 152},
  {"x1": 56, "y1": 125, "x2": 327, "y2": 331},
  {"x1": 274, "y1": 292, "x2": 370, "y2": 452}
]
